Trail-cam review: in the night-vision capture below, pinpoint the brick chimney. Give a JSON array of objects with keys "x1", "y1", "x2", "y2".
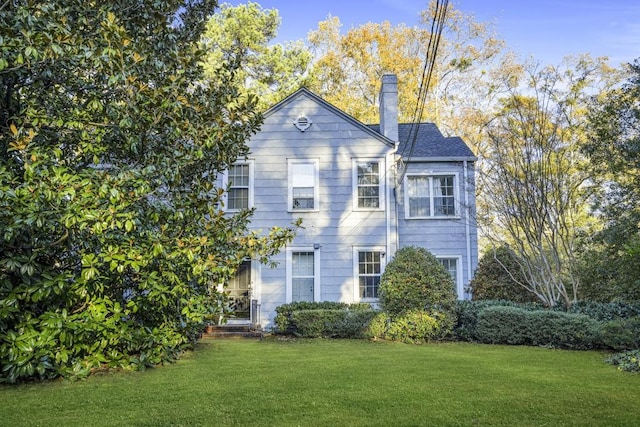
[{"x1": 379, "y1": 74, "x2": 399, "y2": 142}]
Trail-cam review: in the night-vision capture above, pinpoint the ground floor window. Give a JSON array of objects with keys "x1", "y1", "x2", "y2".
[
  {"x1": 437, "y1": 257, "x2": 461, "y2": 297},
  {"x1": 355, "y1": 249, "x2": 384, "y2": 299},
  {"x1": 287, "y1": 248, "x2": 319, "y2": 302}
]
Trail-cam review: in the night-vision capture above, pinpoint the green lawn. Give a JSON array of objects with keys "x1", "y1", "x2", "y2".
[{"x1": 1, "y1": 338, "x2": 639, "y2": 426}]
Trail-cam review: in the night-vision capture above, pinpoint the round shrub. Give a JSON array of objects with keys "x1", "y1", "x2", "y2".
[
  {"x1": 599, "y1": 317, "x2": 640, "y2": 350},
  {"x1": 385, "y1": 310, "x2": 449, "y2": 344},
  {"x1": 469, "y1": 246, "x2": 537, "y2": 303},
  {"x1": 379, "y1": 246, "x2": 457, "y2": 320}
]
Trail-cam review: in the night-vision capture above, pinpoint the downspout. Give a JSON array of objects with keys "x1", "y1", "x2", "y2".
[
  {"x1": 386, "y1": 143, "x2": 399, "y2": 260},
  {"x1": 463, "y1": 160, "x2": 472, "y2": 299}
]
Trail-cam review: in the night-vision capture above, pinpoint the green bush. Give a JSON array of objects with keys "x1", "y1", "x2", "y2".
[
  {"x1": 384, "y1": 310, "x2": 448, "y2": 344},
  {"x1": 561, "y1": 301, "x2": 640, "y2": 321},
  {"x1": 367, "y1": 312, "x2": 391, "y2": 339},
  {"x1": 274, "y1": 301, "x2": 365, "y2": 334},
  {"x1": 599, "y1": 317, "x2": 640, "y2": 350},
  {"x1": 476, "y1": 306, "x2": 599, "y2": 349},
  {"x1": 476, "y1": 306, "x2": 530, "y2": 345},
  {"x1": 605, "y1": 350, "x2": 640, "y2": 373},
  {"x1": 289, "y1": 309, "x2": 378, "y2": 338},
  {"x1": 469, "y1": 246, "x2": 537, "y2": 303},
  {"x1": 454, "y1": 300, "x2": 544, "y2": 341},
  {"x1": 379, "y1": 246, "x2": 457, "y2": 321}
]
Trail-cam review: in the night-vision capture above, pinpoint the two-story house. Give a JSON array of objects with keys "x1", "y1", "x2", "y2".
[{"x1": 221, "y1": 74, "x2": 478, "y2": 328}]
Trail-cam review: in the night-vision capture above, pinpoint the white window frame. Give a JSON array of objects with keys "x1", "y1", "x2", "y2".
[
  {"x1": 222, "y1": 160, "x2": 254, "y2": 212},
  {"x1": 404, "y1": 173, "x2": 459, "y2": 219},
  {"x1": 285, "y1": 247, "x2": 321, "y2": 303},
  {"x1": 288, "y1": 159, "x2": 320, "y2": 212},
  {"x1": 352, "y1": 159, "x2": 385, "y2": 211},
  {"x1": 436, "y1": 255, "x2": 463, "y2": 299},
  {"x1": 353, "y1": 246, "x2": 386, "y2": 301}
]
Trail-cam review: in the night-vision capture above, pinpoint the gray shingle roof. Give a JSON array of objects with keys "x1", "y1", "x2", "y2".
[{"x1": 367, "y1": 123, "x2": 475, "y2": 160}]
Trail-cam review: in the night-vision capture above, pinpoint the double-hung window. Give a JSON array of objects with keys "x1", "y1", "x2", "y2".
[
  {"x1": 225, "y1": 161, "x2": 254, "y2": 211},
  {"x1": 353, "y1": 159, "x2": 384, "y2": 210},
  {"x1": 437, "y1": 256, "x2": 462, "y2": 298},
  {"x1": 286, "y1": 248, "x2": 320, "y2": 302},
  {"x1": 354, "y1": 248, "x2": 384, "y2": 300},
  {"x1": 288, "y1": 159, "x2": 319, "y2": 211},
  {"x1": 405, "y1": 174, "x2": 457, "y2": 218}
]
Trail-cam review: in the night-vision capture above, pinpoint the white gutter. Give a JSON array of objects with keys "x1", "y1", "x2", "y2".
[{"x1": 386, "y1": 143, "x2": 399, "y2": 260}]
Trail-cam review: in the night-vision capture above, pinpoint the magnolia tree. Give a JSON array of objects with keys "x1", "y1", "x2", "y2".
[{"x1": 0, "y1": 0, "x2": 296, "y2": 382}]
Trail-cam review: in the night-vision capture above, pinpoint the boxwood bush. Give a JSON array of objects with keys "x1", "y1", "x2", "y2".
[
  {"x1": 289, "y1": 309, "x2": 378, "y2": 338},
  {"x1": 274, "y1": 301, "x2": 371, "y2": 334},
  {"x1": 454, "y1": 300, "x2": 544, "y2": 341},
  {"x1": 274, "y1": 301, "x2": 373, "y2": 336},
  {"x1": 476, "y1": 306, "x2": 600, "y2": 349}
]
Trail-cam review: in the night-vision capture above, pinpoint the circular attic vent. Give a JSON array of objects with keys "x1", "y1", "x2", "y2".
[{"x1": 293, "y1": 116, "x2": 312, "y2": 132}]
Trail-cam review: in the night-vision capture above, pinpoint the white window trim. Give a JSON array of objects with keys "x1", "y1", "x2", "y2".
[
  {"x1": 435, "y1": 255, "x2": 464, "y2": 299},
  {"x1": 352, "y1": 246, "x2": 386, "y2": 302},
  {"x1": 403, "y1": 172, "x2": 459, "y2": 219},
  {"x1": 222, "y1": 160, "x2": 254, "y2": 212},
  {"x1": 287, "y1": 159, "x2": 320, "y2": 212},
  {"x1": 352, "y1": 158, "x2": 385, "y2": 211},
  {"x1": 285, "y1": 247, "x2": 321, "y2": 303}
]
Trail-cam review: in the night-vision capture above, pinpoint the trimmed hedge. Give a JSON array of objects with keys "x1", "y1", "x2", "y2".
[
  {"x1": 476, "y1": 306, "x2": 600, "y2": 349},
  {"x1": 274, "y1": 301, "x2": 371, "y2": 334},
  {"x1": 289, "y1": 309, "x2": 378, "y2": 338},
  {"x1": 454, "y1": 300, "x2": 544, "y2": 341}
]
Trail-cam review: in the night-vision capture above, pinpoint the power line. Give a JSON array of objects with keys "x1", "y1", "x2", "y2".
[{"x1": 398, "y1": 0, "x2": 449, "y2": 186}]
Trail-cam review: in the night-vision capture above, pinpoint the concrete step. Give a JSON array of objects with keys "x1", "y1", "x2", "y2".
[{"x1": 204, "y1": 324, "x2": 263, "y2": 339}]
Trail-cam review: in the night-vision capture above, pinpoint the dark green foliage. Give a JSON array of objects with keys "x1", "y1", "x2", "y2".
[
  {"x1": 0, "y1": 1, "x2": 296, "y2": 382},
  {"x1": 577, "y1": 241, "x2": 640, "y2": 303},
  {"x1": 469, "y1": 246, "x2": 537, "y2": 302},
  {"x1": 476, "y1": 306, "x2": 600, "y2": 349},
  {"x1": 606, "y1": 350, "x2": 640, "y2": 373},
  {"x1": 289, "y1": 309, "x2": 378, "y2": 338},
  {"x1": 274, "y1": 301, "x2": 372, "y2": 335},
  {"x1": 454, "y1": 299, "x2": 544, "y2": 341},
  {"x1": 599, "y1": 317, "x2": 640, "y2": 351},
  {"x1": 562, "y1": 300, "x2": 640, "y2": 321},
  {"x1": 379, "y1": 246, "x2": 457, "y2": 318},
  {"x1": 581, "y1": 59, "x2": 640, "y2": 303}
]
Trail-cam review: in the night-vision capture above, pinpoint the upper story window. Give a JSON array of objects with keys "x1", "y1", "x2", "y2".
[
  {"x1": 353, "y1": 159, "x2": 384, "y2": 210},
  {"x1": 405, "y1": 174, "x2": 457, "y2": 218},
  {"x1": 288, "y1": 159, "x2": 319, "y2": 211},
  {"x1": 224, "y1": 161, "x2": 254, "y2": 211}
]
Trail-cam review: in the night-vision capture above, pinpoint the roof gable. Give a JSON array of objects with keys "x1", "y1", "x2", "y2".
[{"x1": 264, "y1": 88, "x2": 395, "y2": 148}]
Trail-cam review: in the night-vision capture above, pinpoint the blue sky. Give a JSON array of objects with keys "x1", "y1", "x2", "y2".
[{"x1": 221, "y1": 0, "x2": 640, "y2": 67}]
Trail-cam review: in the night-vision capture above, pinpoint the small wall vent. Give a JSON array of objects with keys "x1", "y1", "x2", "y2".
[{"x1": 293, "y1": 116, "x2": 312, "y2": 132}]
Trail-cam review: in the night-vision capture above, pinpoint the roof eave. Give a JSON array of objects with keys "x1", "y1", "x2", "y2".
[{"x1": 402, "y1": 156, "x2": 478, "y2": 162}]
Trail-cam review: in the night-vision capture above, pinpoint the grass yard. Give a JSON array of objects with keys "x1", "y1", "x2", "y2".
[{"x1": 1, "y1": 338, "x2": 639, "y2": 426}]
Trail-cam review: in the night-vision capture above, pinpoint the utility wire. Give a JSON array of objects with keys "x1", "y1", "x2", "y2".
[{"x1": 398, "y1": 0, "x2": 449, "y2": 186}]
